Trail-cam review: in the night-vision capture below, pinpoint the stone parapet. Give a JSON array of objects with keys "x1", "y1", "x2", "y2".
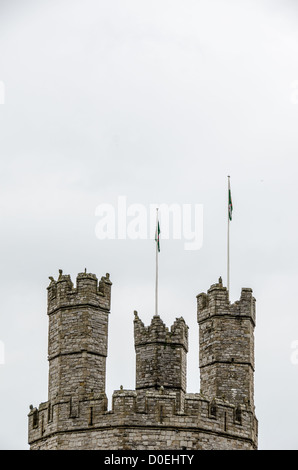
[
  {"x1": 47, "y1": 271, "x2": 112, "y2": 315},
  {"x1": 28, "y1": 389, "x2": 258, "y2": 450},
  {"x1": 28, "y1": 274, "x2": 258, "y2": 450}
]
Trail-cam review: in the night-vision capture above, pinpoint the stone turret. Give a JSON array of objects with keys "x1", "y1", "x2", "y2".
[
  {"x1": 197, "y1": 278, "x2": 256, "y2": 408},
  {"x1": 134, "y1": 313, "x2": 188, "y2": 394},
  {"x1": 28, "y1": 274, "x2": 257, "y2": 450},
  {"x1": 47, "y1": 270, "x2": 112, "y2": 401}
]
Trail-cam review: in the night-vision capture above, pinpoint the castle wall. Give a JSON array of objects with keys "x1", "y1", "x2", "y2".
[
  {"x1": 46, "y1": 271, "x2": 111, "y2": 401},
  {"x1": 134, "y1": 314, "x2": 188, "y2": 393},
  {"x1": 28, "y1": 272, "x2": 258, "y2": 450},
  {"x1": 197, "y1": 282, "x2": 256, "y2": 407},
  {"x1": 28, "y1": 390, "x2": 257, "y2": 450}
]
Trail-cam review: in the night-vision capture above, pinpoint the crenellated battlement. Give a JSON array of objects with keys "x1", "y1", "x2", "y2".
[
  {"x1": 47, "y1": 270, "x2": 112, "y2": 315},
  {"x1": 134, "y1": 313, "x2": 188, "y2": 393},
  {"x1": 197, "y1": 278, "x2": 255, "y2": 326},
  {"x1": 197, "y1": 279, "x2": 256, "y2": 408},
  {"x1": 28, "y1": 274, "x2": 257, "y2": 450},
  {"x1": 134, "y1": 312, "x2": 188, "y2": 351},
  {"x1": 28, "y1": 389, "x2": 258, "y2": 450},
  {"x1": 47, "y1": 270, "x2": 112, "y2": 402}
]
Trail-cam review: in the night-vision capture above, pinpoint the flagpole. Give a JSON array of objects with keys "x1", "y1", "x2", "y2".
[
  {"x1": 227, "y1": 176, "x2": 231, "y2": 294},
  {"x1": 155, "y1": 208, "x2": 159, "y2": 316}
]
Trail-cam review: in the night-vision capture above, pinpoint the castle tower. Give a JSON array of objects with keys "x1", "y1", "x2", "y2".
[
  {"x1": 47, "y1": 270, "x2": 112, "y2": 401},
  {"x1": 28, "y1": 274, "x2": 257, "y2": 450},
  {"x1": 134, "y1": 313, "x2": 188, "y2": 395},
  {"x1": 197, "y1": 278, "x2": 256, "y2": 408}
]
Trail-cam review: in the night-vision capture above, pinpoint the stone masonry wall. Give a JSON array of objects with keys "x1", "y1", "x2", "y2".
[
  {"x1": 197, "y1": 280, "x2": 256, "y2": 407},
  {"x1": 28, "y1": 390, "x2": 257, "y2": 450},
  {"x1": 134, "y1": 313, "x2": 188, "y2": 393},
  {"x1": 28, "y1": 272, "x2": 258, "y2": 450},
  {"x1": 46, "y1": 271, "x2": 111, "y2": 401}
]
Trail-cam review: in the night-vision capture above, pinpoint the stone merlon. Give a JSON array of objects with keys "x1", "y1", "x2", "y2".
[
  {"x1": 197, "y1": 279, "x2": 256, "y2": 326},
  {"x1": 134, "y1": 312, "x2": 188, "y2": 352},
  {"x1": 47, "y1": 270, "x2": 112, "y2": 314},
  {"x1": 28, "y1": 273, "x2": 257, "y2": 450}
]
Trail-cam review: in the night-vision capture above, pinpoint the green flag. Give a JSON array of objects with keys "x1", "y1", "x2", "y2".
[
  {"x1": 228, "y1": 183, "x2": 233, "y2": 221},
  {"x1": 155, "y1": 220, "x2": 160, "y2": 252}
]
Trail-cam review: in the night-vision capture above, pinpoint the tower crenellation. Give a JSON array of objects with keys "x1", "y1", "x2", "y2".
[
  {"x1": 47, "y1": 270, "x2": 112, "y2": 314},
  {"x1": 28, "y1": 272, "x2": 258, "y2": 450},
  {"x1": 134, "y1": 313, "x2": 188, "y2": 351},
  {"x1": 47, "y1": 270, "x2": 112, "y2": 403},
  {"x1": 197, "y1": 279, "x2": 256, "y2": 408},
  {"x1": 134, "y1": 313, "x2": 188, "y2": 396}
]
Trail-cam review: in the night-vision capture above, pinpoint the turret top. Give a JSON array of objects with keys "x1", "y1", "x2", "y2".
[
  {"x1": 197, "y1": 280, "x2": 255, "y2": 325},
  {"x1": 47, "y1": 270, "x2": 112, "y2": 314},
  {"x1": 134, "y1": 313, "x2": 188, "y2": 351}
]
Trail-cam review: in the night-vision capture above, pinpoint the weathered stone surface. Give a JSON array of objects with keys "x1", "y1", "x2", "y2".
[{"x1": 28, "y1": 273, "x2": 257, "y2": 450}]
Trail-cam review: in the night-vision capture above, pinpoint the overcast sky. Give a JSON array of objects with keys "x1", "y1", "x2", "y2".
[{"x1": 1, "y1": 0, "x2": 298, "y2": 450}]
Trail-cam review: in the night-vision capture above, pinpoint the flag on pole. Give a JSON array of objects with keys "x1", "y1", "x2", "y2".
[
  {"x1": 227, "y1": 176, "x2": 232, "y2": 293},
  {"x1": 155, "y1": 218, "x2": 160, "y2": 252},
  {"x1": 155, "y1": 209, "x2": 160, "y2": 316},
  {"x1": 228, "y1": 179, "x2": 233, "y2": 221}
]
